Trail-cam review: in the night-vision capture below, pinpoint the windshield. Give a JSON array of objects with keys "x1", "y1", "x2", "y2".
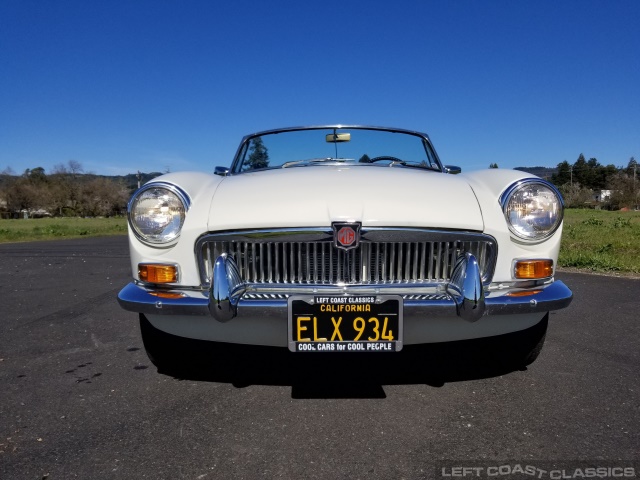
[{"x1": 231, "y1": 127, "x2": 442, "y2": 173}]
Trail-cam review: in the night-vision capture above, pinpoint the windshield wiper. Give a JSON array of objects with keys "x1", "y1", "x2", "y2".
[{"x1": 281, "y1": 157, "x2": 354, "y2": 168}]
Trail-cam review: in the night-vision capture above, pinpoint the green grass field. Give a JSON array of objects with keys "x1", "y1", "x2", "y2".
[
  {"x1": 0, "y1": 217, "x2": 128, "y2": 243},
  {"x1": 559, "y1": 209, "x2": 640, "y2": 275},
  {"x1": 1, "y1": 210, "x2": 639, "y2": 275}
]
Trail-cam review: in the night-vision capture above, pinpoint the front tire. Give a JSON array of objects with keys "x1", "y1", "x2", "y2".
[
  {"x1": 139, "y1": 314, "x2": 192, "y2": 372},
  {"x1": 513, "y1": 313, "x2": 549, "y2": 367}
]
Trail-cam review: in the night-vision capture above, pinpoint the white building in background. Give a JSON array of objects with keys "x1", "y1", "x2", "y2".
[{"x1": 592, "y1": 190, "x2": 612, "y2": 202}]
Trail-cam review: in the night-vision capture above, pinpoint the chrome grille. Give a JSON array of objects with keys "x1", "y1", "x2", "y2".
[{"x1": 197, "y1": 229, "x2": 496, "y2": 287}]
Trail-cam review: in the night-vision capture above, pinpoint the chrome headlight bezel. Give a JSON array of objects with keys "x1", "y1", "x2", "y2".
[
  {"x1": 500, "y1": 179, "x2": 564, "y2": 242},
  {"x1": 127, "y1": 182, "x2": 190, "y2": 247}
]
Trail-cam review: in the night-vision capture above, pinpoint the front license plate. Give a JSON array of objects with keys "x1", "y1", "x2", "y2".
[{"x1": 288, "y1": 295, "x2": 403, "y2": 352}]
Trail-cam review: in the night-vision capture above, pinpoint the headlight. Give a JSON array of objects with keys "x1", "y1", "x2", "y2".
[
  {"x1": 128, "y1": 183, "x2": 190, "y2": 246},
  {"x1": 500, "y1": 179, "x2": 564, "y2": 241}
]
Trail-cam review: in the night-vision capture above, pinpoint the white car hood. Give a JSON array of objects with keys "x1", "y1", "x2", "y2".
[{"x1": 208, "y1": 166, "x2": 484, "y2": 231}]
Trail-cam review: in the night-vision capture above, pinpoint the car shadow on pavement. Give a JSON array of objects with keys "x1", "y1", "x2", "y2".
[{"x1": 154, "y1": 335, "x2": 528, "y2": 399}]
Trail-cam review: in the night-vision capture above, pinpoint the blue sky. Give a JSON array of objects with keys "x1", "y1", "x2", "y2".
[{"x1": 1, "y1": 0, "x2": 638, "y2": 176}]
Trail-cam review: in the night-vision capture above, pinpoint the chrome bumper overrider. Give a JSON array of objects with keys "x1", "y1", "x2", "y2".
[{"x1": 118, "y1": 253, "x2": 573, "y2": 322}]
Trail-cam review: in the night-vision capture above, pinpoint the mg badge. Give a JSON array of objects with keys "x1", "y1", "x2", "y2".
[{"x1": 332, "y1": 222, "x2": 361, "y2": 251}]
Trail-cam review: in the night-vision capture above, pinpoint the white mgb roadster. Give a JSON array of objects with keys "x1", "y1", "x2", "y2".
[{"x1": 118, "y1": 125, "x2": 572, "y2": 369}]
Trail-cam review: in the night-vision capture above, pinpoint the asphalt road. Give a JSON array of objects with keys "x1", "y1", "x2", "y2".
[{"x1": 0, "y1": 236, "x2": 638, "y2": 480}]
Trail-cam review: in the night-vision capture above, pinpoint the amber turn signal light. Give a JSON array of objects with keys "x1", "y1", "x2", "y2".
[
  {"x1": 149, "y1": 291, "x2": 185, "y2": 299},
  {"x1": 514, "y1": 260, "x2": 553, "y2": 279},
  {"x1": 138, "y1": 264, "x2": 178, "y2": 283},
  {"x1": 506, "y1": 289, "x2": 543, "y2": 297}
]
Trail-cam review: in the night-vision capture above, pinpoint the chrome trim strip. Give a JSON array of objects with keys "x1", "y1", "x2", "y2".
[
  {"x1": 242, "y1": 283, "x2": 448, "y2": 295},
  {"x1": 118, "y1": 280, "x2": 573, "y2": 318}
]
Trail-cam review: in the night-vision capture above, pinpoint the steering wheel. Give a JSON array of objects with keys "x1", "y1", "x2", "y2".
[{"x1": 369, "y1": 156, "x2": 406, "y2": 164}]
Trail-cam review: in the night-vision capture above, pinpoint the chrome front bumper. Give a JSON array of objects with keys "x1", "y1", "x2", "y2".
[
  {"x1": 118, "y1": 252, "x2": 573, "y2": 322},
  {"x1": 117, "y1": 279, "x2": 573, "y2": 318}
]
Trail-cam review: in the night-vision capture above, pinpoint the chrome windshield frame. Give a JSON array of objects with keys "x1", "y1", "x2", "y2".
[{"x1": 229, "y1": 125, "x2": 445, "y2": 174}]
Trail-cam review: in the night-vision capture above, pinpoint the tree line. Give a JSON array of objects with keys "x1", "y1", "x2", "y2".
[
  {"x1": 1, "y1": 153, "x2": 638, "y2": 219},
  {"x1": 0, "y1": 161, "x2": 155, "y2": 219},
  {"x1": 549, "y1": 155, "x2": 637, "y2": 209}
]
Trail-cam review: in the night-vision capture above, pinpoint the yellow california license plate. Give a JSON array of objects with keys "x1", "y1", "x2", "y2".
[{"x1": 287, "y1": 295, "x2": 403, "y2": 352}]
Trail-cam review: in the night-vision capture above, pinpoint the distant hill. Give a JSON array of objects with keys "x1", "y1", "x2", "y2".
[
  {"x1": 514, "y1": 166, "x2": 557, "y2": 180},
  {"x1": 107, "y1": 172, "x2": 165, "y2": 191},
  {"x1": 82, "y1": 172, "x2": 165, "y2": 191}
]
